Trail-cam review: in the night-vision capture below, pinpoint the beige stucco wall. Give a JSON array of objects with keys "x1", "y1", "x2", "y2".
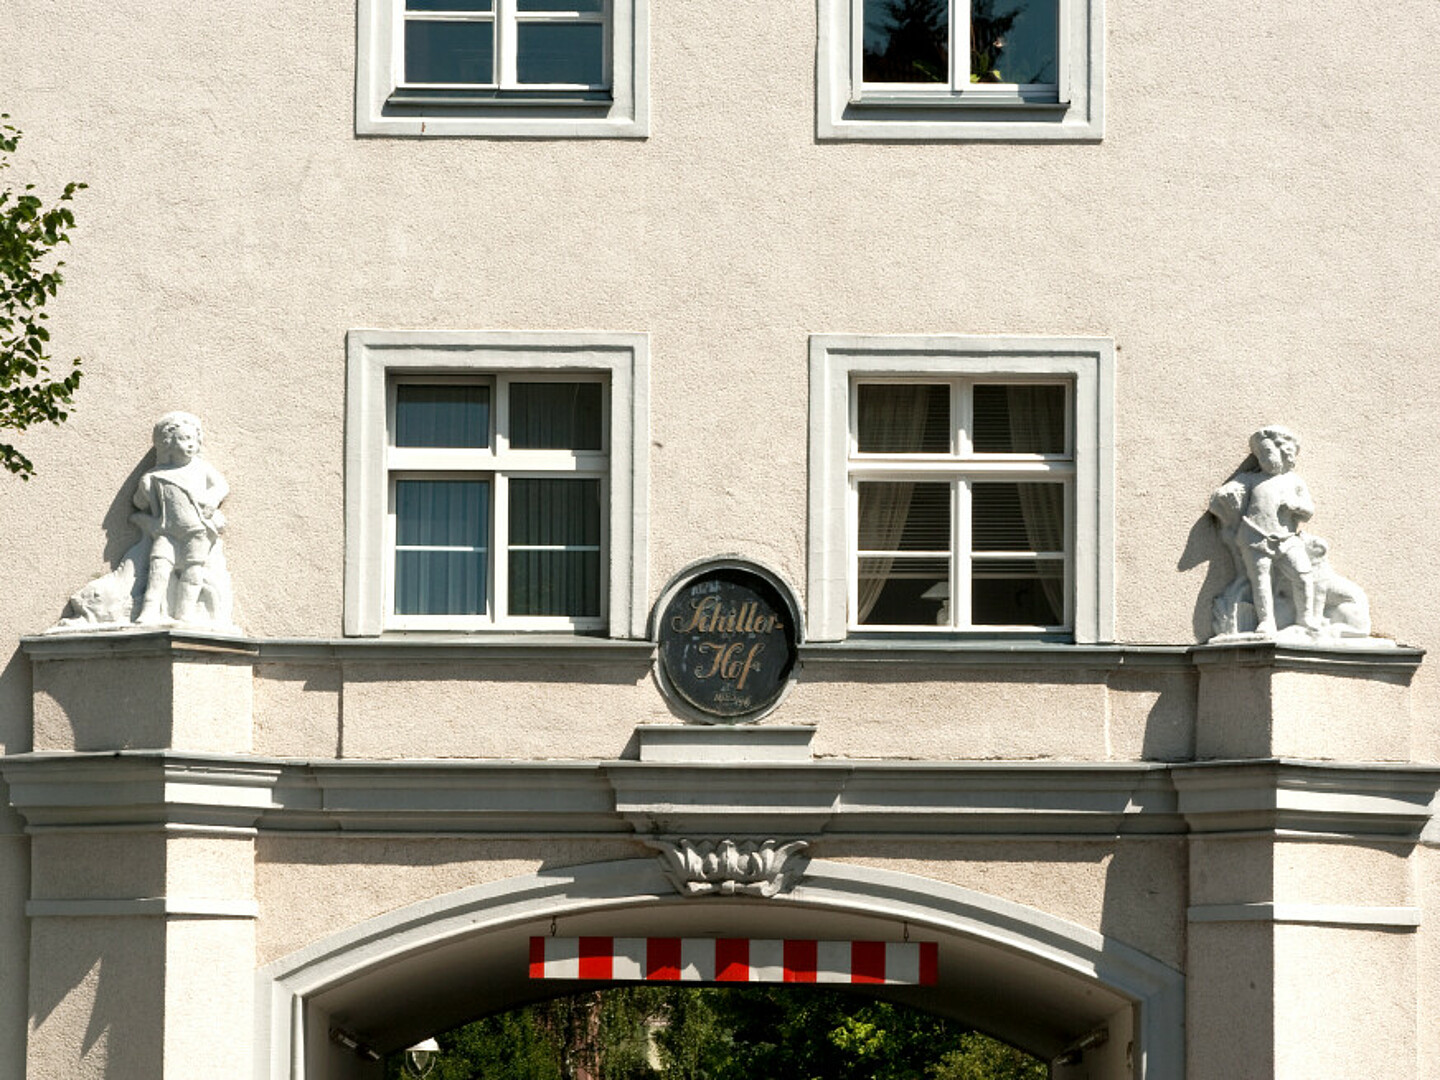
[
  {"x1": 0, "y1": 0, "x2": 1434, "y2": 715},
  {"x1": 2, "y1": 0, "x2": 1438, "y2": 1076}
]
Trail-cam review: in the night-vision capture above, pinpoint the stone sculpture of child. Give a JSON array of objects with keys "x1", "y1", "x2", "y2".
[
  {"x1": 132, "y1": 411, "x2": 229, "y2": 625},
  {"x1": 1229, "y1": 425, "x2": 1319, "y2": 636}
]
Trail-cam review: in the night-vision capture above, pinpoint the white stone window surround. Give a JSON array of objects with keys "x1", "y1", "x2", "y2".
[
  {"x1": 808, "y1": 334, "x2": 1114, "y2": 643},
  {"x1": 356, "y1": 0, "x2": 649, "y2": 138},
  {"x1": 345, "y1": 330, "x2": 650, "y2": 638},
  {"x1": 816, "y1": 0, "x2": 1103, "y2": 141}
]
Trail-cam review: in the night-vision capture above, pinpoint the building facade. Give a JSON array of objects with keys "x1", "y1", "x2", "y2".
[{"x1": 2, "y1": 0, "x2": 1438, "y2": 1077}]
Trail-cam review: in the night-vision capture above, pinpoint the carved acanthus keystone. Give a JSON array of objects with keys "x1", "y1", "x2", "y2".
[{"x1": 649, "y1": 838, "x2": 810, "y2": 898}]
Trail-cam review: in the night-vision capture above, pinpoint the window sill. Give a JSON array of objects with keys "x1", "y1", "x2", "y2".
[
  {"x1": 362, "y1": 91, "x2": 645, "y2": 137},
  {"x1": 820, "y1": 97, "x2": 1098, "y2": 141}
]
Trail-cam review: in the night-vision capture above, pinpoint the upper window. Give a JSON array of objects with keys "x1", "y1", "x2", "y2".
[
  {"x1": 817, "y1": 0, "x2": 1103, "y2": 141},
  {"x1": 346, "y1": 331, "x2": 649, "y2": 637},
  {"x1": 357, "y1": 0, "x2": 648, "y2": 137},
  {"x1": 808, "y1": 335, "x2": 1114, "y2": 642}
]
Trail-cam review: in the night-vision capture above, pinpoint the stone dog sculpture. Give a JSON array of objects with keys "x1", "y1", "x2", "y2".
[
  {"x1": 50, "y1": 412, "x2": 237, "y2": 632},
  {"x1": 1208, "y1": 425, "x2": 1370, "y2": 643}
]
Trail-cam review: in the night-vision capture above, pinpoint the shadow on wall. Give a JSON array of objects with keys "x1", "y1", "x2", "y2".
[
  {"x1": 1177, "y1": 454, "x2": 1254, "y2": 643},
  {"x1": 99, "y1": 452, "x2": 156, "y2": 570},
  {"x1": 27, "y1": 924, "x2": 164, "y2": 1076},
  {"x1": 0, "y1": 647, "x2": 33, "y2": 755}
]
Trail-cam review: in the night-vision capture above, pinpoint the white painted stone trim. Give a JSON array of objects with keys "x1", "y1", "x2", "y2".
[
  {"x1": 26, "y1": 897, "x2": 259, "y2": 918},
  {"x1": 356, "y1": 0, "x2": 649, "y2": 137},
  {"x1": 1186, "y1": 902, "x2": 1421, "y2": 929},
  {"x1": 8, "y1": 753, "x2": 1436, "y2": 843},
  {"x1": 815, "y1": 0, "x2": 1103, "y2": 141},
  {"x1": 344, "y1": 330, "x2": 650, "y2": 639},
  {"x1": 807, "y1": 334, "x2": 1115, "y2": 643},
  {"x1": 255, "y1": 858, "x2": 1184, "y2": 1080}
]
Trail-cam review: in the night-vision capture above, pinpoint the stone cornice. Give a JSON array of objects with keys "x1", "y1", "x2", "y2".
[
  {"x1": 4, "y1": 753, "x2": 1435, "y2": 842},
  {"x1": 1172, "y1": 759, "x2": 1439, "y2": 837},
  {"x1": 23, "y1": 630, "x2": 655, "y2": 666}
]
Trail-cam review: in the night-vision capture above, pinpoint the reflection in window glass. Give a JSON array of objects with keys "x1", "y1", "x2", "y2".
[
  {"x1": 516, "y1": 22, "x2": 606, "y2": 84},
  {"x1": 857, "y1": 384, "x2": 949, "y2": 453},
  {"x1": 858, "y1": 556, "x2": 950, "y2": 625},
  {"x1": 858, "y1": 482, "x2": 950, "y2": 553},
  {"x1": 863, "y1": 0, "x2": 948, "y2": 82},
  {"x1": 971, "y1": 482, "x2": 1064, "y2": 552},
  {"x1": 394, "y1": 480, "x2": 490, "y2": 615},
  {"x1": 971, "y1": 0, "x2": 1057, "y2": 84},
  {"x1": 971, "y1": 384, "x2": 1066, "y2": 453},
  {"x1": 518, "y1": 0, "x2": 603, "y2": 10},
  {"x1": 405, "y1": 20, "x2": 495, "y2": 84},
  {"x1": 971, "y1": 558, "x2": 1063, "y2": 625},
  {"x1": 509, "y1": 383, "x2": 603, "y2": 449},
  {"x1": 509, "y1": 478, "x2": 602, "y2": 616},
  {"x1": 407, "y1": 0, "x2": 491, "y2": 10},
  {"x1": 395, "y1": 384, "x2": 490, "y2": 448}
]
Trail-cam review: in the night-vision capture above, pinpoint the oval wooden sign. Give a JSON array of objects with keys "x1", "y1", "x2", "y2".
[{"x1": 657, "y1": 567, "x2": 798, "y2": 722}]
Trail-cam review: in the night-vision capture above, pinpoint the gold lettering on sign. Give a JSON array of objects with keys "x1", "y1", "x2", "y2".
[
  {"x1": 695, "y1": 641, "x2": 767, "y2": 691},
  {"x1": 671, "y1": 596, "x2": 783, "y2": 636}
]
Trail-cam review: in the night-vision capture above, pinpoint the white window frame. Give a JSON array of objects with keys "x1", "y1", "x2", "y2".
[
  {"x1": 809, "y1": 335, "x2": 1113, "y2": 642},
  {"x1": 346, "y1": 330, "x2": 649, "y2": 637},
  {"x1": 849, "y1": 376, "x2": 1074, "y2": 633},
  {"x1": 357, "y1": 0, "x2": 648, "y2": 137},
  {"x1": 817, "y1": 0, "x2": 1103, "y2": 141}
]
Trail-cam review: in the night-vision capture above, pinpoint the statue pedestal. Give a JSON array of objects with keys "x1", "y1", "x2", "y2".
[{"x1": 1193, "y1": 641, "x2": 1423, "y2": 761}]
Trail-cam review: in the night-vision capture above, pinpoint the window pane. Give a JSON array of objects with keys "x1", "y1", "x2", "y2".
[
  {"x1": 395, "y1": 384, "x2": 490, "y2": 448},
  {"x1": 972, "y1": 0, "x2": 1057, "y2": 84},
  {"x1": 509, "y1": 550, "x2": 602, "y2": 616},
  {"x1": 518, "y1": 0, "x2": 603, "y2": 10},
  {"x1": 395, "y1": 550, "x2": 488, "y2": 614},
  {"x1": 405, "y1": 20, "x2": 494, "y2": 84},
  {"x1": 971, "y1": 558, "x2": 1064, "y2": 625},
  {"x1": 862, "y1": 0, "x2": 948, "y2": 83},
  {"x1": 509, "y1": 478, "x2": 602, "y2": 546},
  {"x1": 858, "y1": 556, "x2": 950, "y2": 625},
  {"x1": 509, "y1": 383, "x2": 604, "y2": 450},
  {"x1": 407, "y1": 0, "x2": 491, "y2": 10},
  {"x1": 396, "y1": 479, "x2": 490, "y2": 547},
  {"x1": 972, "y1": 482, "x2": 1064, "y2": 552},
  {"x1": 971, "y1": 384, "x2": 1066, "y2": 454},
  {"x1": 858, "y1": 482, "x2": 950, "y2": 552},
  {"x1": 856, "y1": 384, "x2": 949, "y2": 453},
  {"x1": 516, "y1": 22, "x2": 605, "y2": 85},
  {"x1": 394, "y1": 479, "x2": 490, "y2": 616}
]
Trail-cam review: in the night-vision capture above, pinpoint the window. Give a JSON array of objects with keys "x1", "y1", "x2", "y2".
[
  {"x1": 346, "y1": 331, "x2": 649, "y2": 636},
  {"x1": 808, "y1": 335, "x2": 1113, "y2": 642},
  {"x1": 357, "y1": 0, "x2": 648, "y2": 137},
  {"x1": 817, "y1": 0, "x2": 1102, "y2": 140}
]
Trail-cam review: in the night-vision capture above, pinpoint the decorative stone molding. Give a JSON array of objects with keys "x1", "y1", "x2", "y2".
[
  {"x1": 647, "y1": 838, "x2": 810, "y2": 897},
  {"x1": 49, "y1": 412, "x2": 238, "y2": 633},
  {"x1": 1207, "y1": 425, "x2": 1378, "y2": 645}
]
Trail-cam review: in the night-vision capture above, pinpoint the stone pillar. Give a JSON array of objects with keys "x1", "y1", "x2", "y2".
[
  {"x1": 1184, "y1": 643, "x2": 1430, "y2": 1080},
  {"x1": 13, "y1": 631, "x2": 263, "y2": 1080}
]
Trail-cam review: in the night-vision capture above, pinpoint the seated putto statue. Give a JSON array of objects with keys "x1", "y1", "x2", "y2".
[
  {"x1": 1208, "y1": 425, "x2": 1371, "y2": 643},
  {"x1": 50, "y1": 412, "x2": 237, "y2": 633}
]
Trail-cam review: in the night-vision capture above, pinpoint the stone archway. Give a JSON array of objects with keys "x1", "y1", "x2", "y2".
[{"x1": 256, "y1": 859, "x2": 1184, "y2": 1080}]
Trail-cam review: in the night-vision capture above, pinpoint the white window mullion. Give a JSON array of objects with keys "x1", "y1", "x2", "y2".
[
  {"x1": 492, "y1": 472, "x2": 509, "y2": 623},
  {"x1": 953, "y1": 0, "x2": 972, "y2": 91},
  {"x1": 498, "y1": 0, "x2": 519, "y2": 88},
  {"x1": 953, "y1": 477, "x2": 972, "y2": 628}
]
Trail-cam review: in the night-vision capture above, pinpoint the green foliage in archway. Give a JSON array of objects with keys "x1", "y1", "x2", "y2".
[{"x1": 385, "y1": 986, "x2": 1046, "y2": 1080}]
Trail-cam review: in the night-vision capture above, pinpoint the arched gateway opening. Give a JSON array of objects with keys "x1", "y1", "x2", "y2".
[{"x1": 257, "y1": 860, "x2": 1183, "y2": 1080}]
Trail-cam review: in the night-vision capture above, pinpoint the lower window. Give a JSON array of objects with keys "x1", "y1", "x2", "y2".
[
  {"x1": 852, "y1": 380, "x2": 1072, "y2": 631},
  {"x1": 388, "y1": 377, "x2": 607, "y2": 629},
  {"x1": 809, "y1": 335, "x2": 1113, "y2": 643},
  {"x1": 346, "y1": 331, "x2": 649, "y2": 637}
]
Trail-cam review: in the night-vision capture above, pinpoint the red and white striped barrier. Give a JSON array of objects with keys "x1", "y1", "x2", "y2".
[{"x1": 529, "y1": 937, "x2": 938, "y2": 986}]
